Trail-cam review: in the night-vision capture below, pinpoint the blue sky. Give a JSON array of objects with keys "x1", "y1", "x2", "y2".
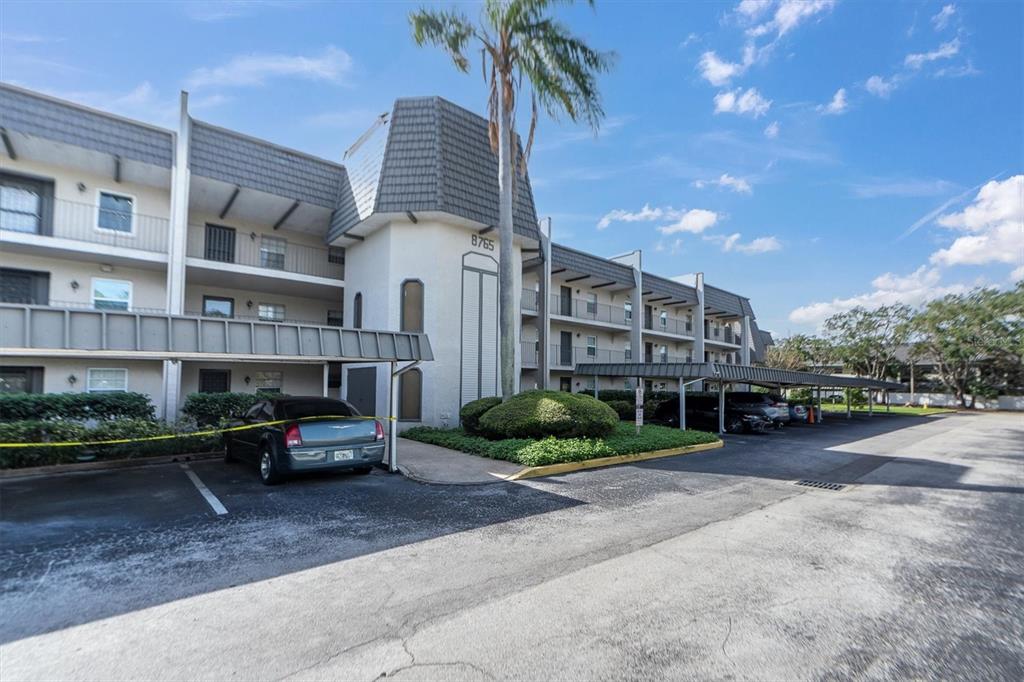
[{"x1": 2, "y1": 0, "x2": 1021, "y2": 336}]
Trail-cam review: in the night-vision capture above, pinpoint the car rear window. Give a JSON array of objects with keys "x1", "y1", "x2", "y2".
[
  {"x1": 729, "y1": 393, "x2": 771, "y2": 404},
  {"x1": 280, "y1": 399, "x2": 358, "y2": 419}
]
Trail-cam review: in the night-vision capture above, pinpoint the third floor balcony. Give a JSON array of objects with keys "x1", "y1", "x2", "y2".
[
  {"x1": 0, "y1": 196, "x2": 169, "y2": 262},
  {"x1": 185, "y1": 224, "x2": 345, "y2": 284},
  {"x1": 550, "y1": 294, "x2": 630, "y2": 328}
]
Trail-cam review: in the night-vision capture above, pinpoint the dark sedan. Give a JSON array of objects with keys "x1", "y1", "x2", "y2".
[
  {"x1": 224, "y1": 396, "x2": 386, "y2": 485},
  {"x1": 652, "y1": 394, "x2": 774, "y2": 434}
]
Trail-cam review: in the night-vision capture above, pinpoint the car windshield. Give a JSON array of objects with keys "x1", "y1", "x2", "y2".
[{"x1": 280, "y1": 399, "x2": 357, "y2": 419}]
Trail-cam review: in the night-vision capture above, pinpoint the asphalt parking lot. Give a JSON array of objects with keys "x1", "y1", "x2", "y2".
[{"x1": 1, "y1": 412, "x2": 1022, "y2": 680}]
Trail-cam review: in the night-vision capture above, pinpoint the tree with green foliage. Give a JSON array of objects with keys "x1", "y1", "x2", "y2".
[
  {"x1": 410, "y1": 0, "x2": 615, "y2": 399},
  {"x1": 823, "y1": 304, "x2": 913, "y2": 381},
  {"x1": 764, "y1": 333, "x2": 835, "y2": 370},
  {"x1": 910, "y1": 284, "x2": 1024, "y2": 407}
]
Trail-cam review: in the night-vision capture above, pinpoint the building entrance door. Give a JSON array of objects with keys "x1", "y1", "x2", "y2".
[{"x1": 347, "y1": 367, "x2": 377, "y2": 417}]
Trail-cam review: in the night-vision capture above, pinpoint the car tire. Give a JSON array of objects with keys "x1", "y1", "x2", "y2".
[
  {"x1": 353, "y1": 466, "x2": 373, "y2": 475},
  {"x1": 258, "y1": 445, "x2": 281, "y2": 486},
  {"x1": 725, "y1": 416, "x2": 744, "y2": 434}
]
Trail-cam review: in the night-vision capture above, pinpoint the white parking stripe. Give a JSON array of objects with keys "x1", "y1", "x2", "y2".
[{"x1": 180, "y1": 464, "x2": 228, "y2": 516}]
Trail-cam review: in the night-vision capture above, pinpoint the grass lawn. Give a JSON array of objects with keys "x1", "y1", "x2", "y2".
[
  {"x1": 402, "y1": 422, "x2": 720, "y2": 467},
  {"x1": 820, "y1": 404, "x2": 956, "y2": 416}
]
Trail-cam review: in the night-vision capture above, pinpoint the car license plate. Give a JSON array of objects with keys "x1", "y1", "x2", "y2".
[{"x1": 333, "y1": 449, "x2": 355, "y2": 462}]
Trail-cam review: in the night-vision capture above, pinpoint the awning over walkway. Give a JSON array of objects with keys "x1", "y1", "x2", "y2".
[{"x1": 574, "y1": 362, "x2": 903, "y2": 390}]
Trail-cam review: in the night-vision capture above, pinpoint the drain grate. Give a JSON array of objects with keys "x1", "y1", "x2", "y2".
[{"x1": 794, "y1": 479, "x2": 846, "y2": 492}]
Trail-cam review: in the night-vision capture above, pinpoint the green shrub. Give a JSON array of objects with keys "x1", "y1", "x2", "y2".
[
  {"x1": 476, "y1": 390, "x2": 618, "y2": 440},
  {"x1": 0, "y1": 418, "x2": 220, "y2": 469},
  {"x1": 606, "y1": 400, "x2": 634, "y2": 420},
  {"x1": 0, "y1": 392, "x2": 154, "y2": 422},
  {"x1": 181, "y1": 392, "x2": 284, "y2": 426},
  {"x1": 403, "y1": 422, "x2": 720, "y2": 467},
  {"x1": 459, "y1": 396, "x2": 502, "y2": 435}
]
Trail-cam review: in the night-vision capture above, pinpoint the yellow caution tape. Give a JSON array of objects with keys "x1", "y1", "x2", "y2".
[{"x1": 0, "y1": 415, "x2": 395, "y2": 449}]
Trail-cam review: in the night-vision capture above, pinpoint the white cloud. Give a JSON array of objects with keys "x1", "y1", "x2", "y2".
[
  {"x1": 850, "y1": 177, "x2": 958, "y2": 198},
  {"x1": 930, "y1": 175, "x2": 1024, "y2": 268},
  {"x1": 1011, "y1": 265, "x2": 1024, "y2": 282},
  {"x1": 788, "y1": 266, "x2": 970, "y2": 326},
  {"x1": 304, "y1": 108, "x2": 384, "y2": 129},
  {"x1": 698, "y1": 51, "x2": 746, "y2": 87},
  {"x1": 658, "y1": 209, "x2": 720, "y2": 235},
  {"x1": 714, "y1": 87, "x2": 771, "y2": 117},
  {"x1": 905, "y1": 38, "x2": 960, "y2": 69},
  {"x1": 185, "y1": 46, "x2": 353, "y2": 89},
  {"x1": 746, "y1": 0, "x2": 837, "y2": 39},
  {"x1": 818, "y1": 88, "x2": 848, "y2": 115},
  {"x1": 694, "y1": 173, "x2": 753, "y2": 194},
  {"x1": 736, "y1": 0, "x2": 773, "y2": 20},
  {"x1": 931, "y1": 4, "x2": 956, "y2": 31},
  {"x1": 597, "y1": 204, "x2": 684, "y2": 230},
  {"x1": 707, "y1": 232, "x2": 781, "y2": 254},
  {"x1": 681, "y1": 33, "x2": 701, "y2": 48},
  {"x1": 763, "y1": 121, "x2": 780, "y2": 138},
  {"x1": 865, "y1": 75, "x2": 897, "y2": 98},
  {"x1": 934, "y1": 61, "x2": 980, "y2": 78},
  {"x1": 184, "y1": 0, "x2": 295, "y2": 22}
]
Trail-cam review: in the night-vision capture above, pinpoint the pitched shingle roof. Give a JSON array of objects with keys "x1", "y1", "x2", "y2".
[
  {"x1": 329, "y1": 96, "x2": 540, "y2": 241},
  {"x1": 0, "y1": 82, "x2": 173, "y2": 167},
  {"x1": 551, "y1": 243, "x2": 635, "y2": 287},
  {"x1": 190, "y1": 120, "x2": 346, "y2": 209}
]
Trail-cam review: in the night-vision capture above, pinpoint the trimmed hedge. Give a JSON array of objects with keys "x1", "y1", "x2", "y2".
[
  {"x1": 606, "y1": 400, "x2": 634, "y2": 420},
  {"x1": 459, "y1": 396, "x2": 502, "y2": 435},
  {"x1": 0, "y1": 392, "x2": 154, "y2": 422},
  {"x1": 0, "y1": 418, "x2": 220, "y2": 469},
  {"x1": 181, "y1": 392, "x2": 286, "y2": 426},
  {"x1": 477, "y1": 390, "x2": 618, "y2": 440},
  {"x1": 403, "y1": 422, "x2": 720, "y2": 467}
]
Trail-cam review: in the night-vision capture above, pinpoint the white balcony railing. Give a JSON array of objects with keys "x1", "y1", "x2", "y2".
[
  {"x1": 0, "y1": 197, "x2": 169, "y2": 253},
  {"x1": 186, "y1": 225, "x2": 344, "y2": 280}
]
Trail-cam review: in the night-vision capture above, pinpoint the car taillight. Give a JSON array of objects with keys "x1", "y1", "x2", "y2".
[
  {"x1": 374, "y1": 420, "x2": 385, "y2": 441},
  {"x1": 284, "y1": 423, "x2": 302, "y2": 448}
]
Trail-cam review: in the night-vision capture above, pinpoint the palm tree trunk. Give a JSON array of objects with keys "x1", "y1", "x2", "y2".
[{"x1": 496, "y1": 81, "x2": 516, "y2": 400}]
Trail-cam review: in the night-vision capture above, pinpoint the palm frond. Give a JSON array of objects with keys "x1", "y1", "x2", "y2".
[{"x1": 409, "y1": 8, "x2": 476, "y2": 72}]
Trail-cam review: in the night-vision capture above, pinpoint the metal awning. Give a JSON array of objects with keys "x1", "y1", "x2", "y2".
[{"x1": 574, "y1": 362, "x2": 903, "y2": 390}]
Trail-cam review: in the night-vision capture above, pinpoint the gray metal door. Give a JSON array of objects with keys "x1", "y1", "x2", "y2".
[
  {"x1": 560, "y1": 331, "x2": 573, "y2": 366},
  {"x1": 204, "y1": 224, "x2": 236, "y2": 263},
  {"x1": 559, "y1": 286, "x2": 572, "y2": 316},
  {"x1": 346, "y1": 367, "x2": 377, "y2": 417}
]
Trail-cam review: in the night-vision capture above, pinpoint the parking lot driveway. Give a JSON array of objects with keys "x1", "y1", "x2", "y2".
[{"x1": 1, "y1": 412, "x2": 1022, "y2": 681}]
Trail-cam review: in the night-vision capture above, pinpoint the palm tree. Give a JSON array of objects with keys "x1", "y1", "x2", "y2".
[{"x1": 410, "y1": 0, "x2": 614, "y2": 400}]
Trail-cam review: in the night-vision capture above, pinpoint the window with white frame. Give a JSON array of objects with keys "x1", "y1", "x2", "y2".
[
  {"x1": 254, "y1": 371, "x2": 283, "y2": 393},
  {"x1": 586, "y1": 293, "x2": 597, "y2": 315},
  {"x1": 624, "y1": 341, "x2": 631, "y2": 361},
  {"x1": 97, "y1": 191, "x2": 134, "y2": 233},
  {"x1": 260, "y1": 236, "x2": 287, "y2": 270},
  {"x1": 257, "y1": 302, "x2": 285, "y2": 321},
  {"x1": 624, "y1": 300, "x2": 632, "y2": 323},
  {"x1": 659, "y1": 345, "x2": 668, "y2": 362},
  {"x1": 87, "y1": 368, "x2": 127, "y2": 392},
  {"x1": 586, "y1": 335, "x2": 597, "y2": 357},
  {"x1": 584, "y1": 375, "x2": 596, "y2": 391},
  {"x1": 659, "y1": 311, "x2": 668, "y2": 328},
  {"x1": 92, "y1": 278, "x2": 132, "y2": 311}
]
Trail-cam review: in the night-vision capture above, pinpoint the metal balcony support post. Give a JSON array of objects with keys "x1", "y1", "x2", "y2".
[
  {"x1": 388, "y1": 360, "x2": 421, "y2": 474},
  {"x1": 846, "y1": 388, "x2": 852, "y2": 419},
  {"x1": 868, "y1": 389, "x2": 874, "y2": 417},
  {"x1": 537, "y1": 218, "x2": 552, "y2": 389},
  {"x1": 718, "y1": 381, "x2": 726, "y2": 435}
]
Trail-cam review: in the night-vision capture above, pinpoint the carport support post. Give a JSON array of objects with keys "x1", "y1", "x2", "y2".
[
  {"x1": 885, "y1": 389, "x2": 890, "y2": 413},
  {"x1": 718, "y1": 381, "x2": 726, "y2": 435},
  {"x1": 868, "y1": 389, "x2": 874, "y2": 417},
  {"x1": 846, "y1": 388, "x2": 852, "y2": 419},
  {"x1": 388, "y1": 361, "x2": 398, "y2": 473},
  {"x1": 678, "y1": 377, "x2": 686, "y2": 430},
  {"x1": 816, "y1": 386, "x2": 823, "y2": 424}
]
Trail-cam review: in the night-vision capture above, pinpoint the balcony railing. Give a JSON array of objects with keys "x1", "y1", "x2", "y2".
[
  {"x1": 551, "y1": 345, "x2": 632, "y2": 368},
  {"x1": 186, "y1": 225, "x2": 345, "y2": 280},
  {"x1": 0, "y1": 303, "x2": 432, "y2": 361},
  {"x1": 643, "y1": 315, "x2": 694, "y2": 336},
  {"x1": 521, "y1": 289, "x2": 539, "y2": 313},
  {"x1": 521, "y1": 341, "x2": 539, "y2": 367},
  {"x1": 550, "y1": 295, "x2": 630, "y2": 326},
  {"x1": 705, "y1": 327, "x2": 740, "y2": 345},
  {"x1": 0, "y1": 197, "x2": 169, "y2": 253}
]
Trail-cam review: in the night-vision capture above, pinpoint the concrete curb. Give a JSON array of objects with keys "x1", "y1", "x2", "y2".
[
  {"x1": 0, "y1": 452, "x2": 221, "y2": 481},
  {"x1": 397, "y1": 465, "x2": 509, "y2": 486},
  {"x1": 506, "y1": 440, "x2": 724, "y2": 480}
]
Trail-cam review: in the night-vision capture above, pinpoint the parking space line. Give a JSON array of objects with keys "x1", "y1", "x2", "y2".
[{"x1": 180, "y1": 464, "x2": 228, "y2": 516}]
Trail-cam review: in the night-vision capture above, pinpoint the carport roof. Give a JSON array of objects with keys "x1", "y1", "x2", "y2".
[{"x1": 574, "y1": 362, "x2": 903, "y2": 390}]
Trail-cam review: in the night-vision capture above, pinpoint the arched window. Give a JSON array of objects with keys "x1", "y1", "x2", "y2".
[
  {"x1": 352, "y1": 292, "x2": 362, "y2": 329},
  {"x1": 399, "y1": 368, "x2": 422, "y2": 420},
  {"x1": 401, "y1": 279, "x2": 424, "y2": 333}
]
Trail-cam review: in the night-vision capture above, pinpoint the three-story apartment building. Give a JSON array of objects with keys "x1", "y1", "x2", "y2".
[{"x1": 0, "y1": 83, "x2": 771, "y2": 427}]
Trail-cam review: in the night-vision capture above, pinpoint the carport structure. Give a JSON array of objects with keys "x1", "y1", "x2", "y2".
[{"x1": 575, "y1": 362, "x2": 905, "y2": 434}]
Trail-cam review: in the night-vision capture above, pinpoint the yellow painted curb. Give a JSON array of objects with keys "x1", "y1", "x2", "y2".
[{"x1": 506, "y1": 439, "x2": 724, "y2": 481}]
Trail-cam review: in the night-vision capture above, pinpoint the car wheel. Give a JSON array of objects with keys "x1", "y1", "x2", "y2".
[
  {"x1": 353, "y1": 466, "x2": 373, "y2": 475},
  {"x1": 258, "y1": 446, "x2": 281, "y2": 485},
  {"x1": 223, "y1": 437, "x2": 235, "y2": 463},
  {"x1": 725, "y1": 416, "x2": 745, "y2": 434}
]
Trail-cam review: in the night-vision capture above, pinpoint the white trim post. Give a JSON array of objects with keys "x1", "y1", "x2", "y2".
[
  {"x1": 846, "y1": 387, "x2": 852, "y2": 419},
  {"x1": 868, "y1": 389, "x2": 874, "y2": 417},
  {"x1": 537, "y1": 217, "x2": 552, "y2": 389},
  {"x1": 388, "y1": 361, "x2": 398, "y2": 472},
  {"x1": 718, "y1": 381, "x2": 726, "y2": 435},
  {"x1": 322, "y1": 363, "x2": 329, "y2": 397},
  {"x1": 678, "y1": 377, "x2": 686, "y2": 430}
]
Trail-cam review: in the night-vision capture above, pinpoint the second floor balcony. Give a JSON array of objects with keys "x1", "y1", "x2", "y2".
[
  {"x1": 550, "y1": 294, "x2": 630, "y2": 328},
  {"x1": 186, "y1": 224, "x2": 345, "y2": 282},
  {"x1": 643, "y1": 312, "x2": 694, "y2": 337},
  {"x1": 705, "y1": 325, "x2": 741, "y2": 346},
  {"x1": 0, "y1": 196, "x2": 169, "y2": 256}
]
